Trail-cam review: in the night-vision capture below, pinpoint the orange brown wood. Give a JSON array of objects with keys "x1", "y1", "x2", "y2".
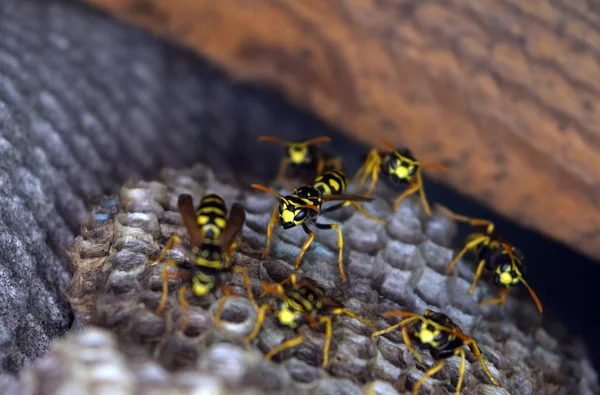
[{"x1": 85, "y1": 0, "x2": 600, "y2": 262}]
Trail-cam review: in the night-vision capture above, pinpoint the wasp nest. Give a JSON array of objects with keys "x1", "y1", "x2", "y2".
[{"x1": 22, "y1": 163, "x2": 597, "y2": 395}]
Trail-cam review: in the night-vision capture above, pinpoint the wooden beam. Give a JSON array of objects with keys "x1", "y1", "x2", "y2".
[{"x1": 86, "y1": 0, "x2": 600, "y2": 262}]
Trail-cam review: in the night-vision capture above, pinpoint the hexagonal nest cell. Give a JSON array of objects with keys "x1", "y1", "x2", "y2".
[{"x1": 35, "y1": 163, "x2": 597, "y2": 395}]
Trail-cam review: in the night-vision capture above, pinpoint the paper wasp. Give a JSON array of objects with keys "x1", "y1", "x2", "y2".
[
  {"x1": 244, "y1": 273, "x2": 376, "y2": 368},
  {"x1": 354, "y1": 140, "x2": 447, "y2": 216},
  {"x1": 371, "y1": 309, "x2": 500, "y2": 395},
  {"x1": 259, "y1": 135, "x2": 343, "y2": 183},
  {"x1": 439, "y1": 206, "x2": 543, "y2": 313},
  {"x1": 251, "y1": 168, "x2": 382, "y2": 283},
  {"x1": 147, "y1": 193, "x2": 256, "y2": 330}
]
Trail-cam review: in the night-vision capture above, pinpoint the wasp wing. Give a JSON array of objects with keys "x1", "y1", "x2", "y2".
[
  {"x1": 219, "y1": 203, "x2": 246, "y2": 249},
  {"x1": 178, "y1": 194, "x2": 203, "y2": 247},
  {"x1": 322, "y1": 194, "x2": 374, "y2": 202}
]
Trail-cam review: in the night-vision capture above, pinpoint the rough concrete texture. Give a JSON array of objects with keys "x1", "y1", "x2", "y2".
[{"x1": 16, "y1": 163, "x2": 595, "y2": 395}]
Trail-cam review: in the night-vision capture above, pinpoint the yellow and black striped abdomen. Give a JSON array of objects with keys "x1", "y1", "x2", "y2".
[
  {"x1": 196, "y1": 194, "x2": 228, "y2": 241},
  {"x1": 313, "y1": 169, "x2": 348, "y2": 196}
]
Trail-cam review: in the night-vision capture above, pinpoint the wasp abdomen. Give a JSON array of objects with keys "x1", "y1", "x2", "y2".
[{"x1": 313, "y1": 169, "x2": 348, "y2": 196}]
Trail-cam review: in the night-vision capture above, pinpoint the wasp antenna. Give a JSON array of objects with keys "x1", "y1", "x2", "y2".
[
  {"x1": 501, "y1": 242, "x2": 515, "y2": 264},
  {"x1": 381, "y1": 139, "x2": 397, "y2": 152},
  {"x1": 382, "y1": 311, "x2": 421, "y2": 319},
  {"x1": 298, "y1": 203, "x2": 319, "y2": 211},
  {"x1": 258, "y1": 135, "x2": 289, "y2": 145},
  {"x1": 519, "y1": 277, "x2": 543, "y2": 313},
  {"x1": 251, "y1": 184, "x2": 287, "y2": 201},
  {"x1": 422, "y1": 162, "x2": 449, "y2": 171},
  {"x1": 304, "y1": 136, "x2": 331, "y2": 145}
]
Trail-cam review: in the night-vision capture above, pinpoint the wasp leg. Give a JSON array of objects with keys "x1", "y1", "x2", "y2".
[
  {"x1": 155, "y1": 260, "x2": 186, "y2": 315},
  {"x1": 148, "y1": 235, "x2": 182, "y2": 266},
  {"x1": 331, "y1": 308, "x2": 377, "y2": 327},
  {"x1": 402, "y1": 325, "x2": 424, "y2": 363},
  {"x1": 214, "y1": 284, "x2": 238, "y2": 329},
  {"x1": 265, "y1": 332, "x2": 305, "y2": 362},
  {"x1": 349, "y1": 202, "x2": 386, "y2": 225},
  {"x1": 260, "y1": 273, "x2": 297, "y2": 298},
  {"x1": 480, "y1": 288, "x2": 510, "y2": 308},
  {"x1": 354, "y1": 149, "x2": 380, "y2": 195},
  {"x1": 295, "y1": 224, "x2": 315, "y2": 271},
  {"x1": 416, "y1": 169, "x2": 432, "y2": 216},
  {"x1": 261, "y1": 204, "x2": 280, "y2": 260},
  {"x1": 447, "y1": 236, "x2": 488, "y2": 274},
  {"x1": 324, "y1": 200, "x2": 385, "y2": 225},
  {"x1": 177, "y1": 284, "x2": 190, "y2": 331},
  {"x1": 454, "y1": 349, "x2": 466, "y2": 394},
  {"x1": 232, "y1": 266, "x2": 258, "y2": 310},
  {"x1": 317, "y1": 316, "x2": 333, "y2": 368},
  {"x1": 462, "y1": 338, "x2": 500, "y2": 387},
  {"x1": 413, "y1": 360, "x2": 445, "y2": 395},
  {"x1": 435, "y1": 205, "x2": 495, "y2": 234},
  {"x1": 224, "y1": 241, "x2": 238, "y2": 269},
  {"x1": 314, "y1": 222, "x2": 345, "y2": 283},
  {"x1": 468, "y1": 259, "x2": 486, "y2": 295},
  {"x1": 364, "y1": 162, "x2": 380, "y2": 196},
  {"x1": 393, "y1": 182, "x2": 420, "y2": 213},
  {"x1": 372, "y1": 314, "x2": 423, "y2": 363},
  {"x1": 245, "y1": 304, "x2": 274, "y2": 343}
]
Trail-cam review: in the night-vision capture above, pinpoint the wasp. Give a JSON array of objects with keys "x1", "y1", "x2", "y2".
[
  {"x1": 439, "y1": 206, "x2": 543, "y2": 313},
  {"x1": 244, "y1": 273, "x2": 376, "y2": 368},
  {"x1": 259, "y1": 135, "x2": 343, "y2": 183},
  {"x1": 147, "y1": 193, "x2": 257, "y2": 329},
  {"x1": 354, "y1": 140, "x2": 447, "y2": 216},
  {"x1": 371, "y1": 309, "x2": 500, "y2": 395},
  {"x1": 251, "y1": 169, "x2": 383, "y2": 283}
]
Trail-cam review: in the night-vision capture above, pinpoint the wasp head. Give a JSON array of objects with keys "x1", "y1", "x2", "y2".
[{"x1": 279, "y1": 195, "x2": 313, "y2": 229}]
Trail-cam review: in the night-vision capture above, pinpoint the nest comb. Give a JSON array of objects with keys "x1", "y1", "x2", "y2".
[{"x1": 28, "y1": 162, "x2": 596, "y2": 395}]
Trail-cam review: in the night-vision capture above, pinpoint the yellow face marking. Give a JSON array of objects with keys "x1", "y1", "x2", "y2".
[
  {"x1": 277, "y1": 307, "x2": 298, "y2": 328},
  {"x1": 418, "y1": 328, "x2": 436, "y2": 344},
  {"x1": 392, "y1": 164, "x2": 412, "y2": 179},
  {"x1": 499, "y1": 271, "x2": 513, "y2": 286},
  {"x1": 282, "y1": 210, "x2": 295, "y2": 224},
  {"x1": 289, "y1": 145, "x2": 309, "y2": 164}
]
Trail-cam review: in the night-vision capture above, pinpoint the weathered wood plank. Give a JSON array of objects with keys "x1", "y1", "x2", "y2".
[{"x1": 85, "y1": 0, "x2": 600, "y2": 261}]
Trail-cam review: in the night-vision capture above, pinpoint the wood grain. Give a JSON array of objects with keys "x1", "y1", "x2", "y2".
[{"x1": 85, "y1": 0, "x2": 600, "y2": 261}]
